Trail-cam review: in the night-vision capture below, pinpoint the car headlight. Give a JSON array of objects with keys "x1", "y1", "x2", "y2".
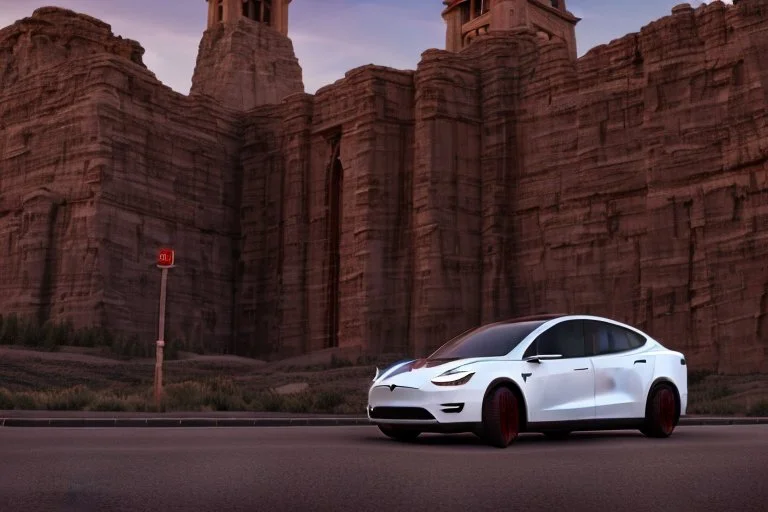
[{"x1": 431, "y1": 370, "x2": 475, "y2": 386}]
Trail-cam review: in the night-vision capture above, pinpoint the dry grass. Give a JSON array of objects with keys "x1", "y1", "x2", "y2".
[
  {"x1": 1, "y1": 346, "x2": 767, "y2": 415},
  {"x1": 0, "y1": 379, "x2": 359, "y2": 414},
  {"x1": 686, "y1": 371, "x2": 768, "y2": 417},
  {"x1": 0, "y1": 346, "x2": 378, "y2": 414}
]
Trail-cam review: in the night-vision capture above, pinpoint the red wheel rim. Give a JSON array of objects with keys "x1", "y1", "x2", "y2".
[
  {"x1": 657, "y1": 388, "x2": 676, "y2": 434},
  {"x1": 497, "y1": 390, "x2": 519, "y2": 443}
]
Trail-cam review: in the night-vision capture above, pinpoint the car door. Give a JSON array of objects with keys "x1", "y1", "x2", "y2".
[
  {"x1": 584, "y1": 320, "x2": 655, "y2": 420},
  {"x1": 520, "y1": 319, "x2": 596, "y2": 423}
]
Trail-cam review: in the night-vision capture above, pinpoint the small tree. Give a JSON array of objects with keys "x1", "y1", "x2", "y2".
[
  {"x1": 20, "y1": 318, "x2": 44, "y2": 347},
  {"x1": 0, "y1": 314, "x2": 20, "y2": 345},
  {"x1": 61, "y1": 319, "x2": 76, "y2": 345},
  {"x1": 42, "y1": 321, "x2": 57, "y2": 351},
  {"x1": 74, "y1": 326, "x2": 97, "y2": 348}
]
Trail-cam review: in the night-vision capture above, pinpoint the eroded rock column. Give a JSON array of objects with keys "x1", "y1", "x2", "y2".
[
  {"x1": 191, "y1": 17, "x2": 304, "y2": 111},
  {"x1": 411, "y1": 50, "x2": 484, "y2": 356}
]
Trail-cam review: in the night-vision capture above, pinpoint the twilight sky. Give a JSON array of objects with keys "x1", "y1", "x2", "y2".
[{"x1": 0, "y1": 0, "x2": 732, "y2": 95}]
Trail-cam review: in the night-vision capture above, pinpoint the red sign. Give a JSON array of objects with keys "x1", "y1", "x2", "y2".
[{"x1": 157, "y1": 248, "x2": 175, "y2": 267}]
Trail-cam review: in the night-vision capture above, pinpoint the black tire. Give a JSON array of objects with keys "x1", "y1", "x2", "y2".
[
  {"x1": 641, "y1": 383, "x2": 679, "y2": 438},
  {"x1": 543, "y1": 430, "x2": 571, "y2": 440},
  {"x1": 480, "y1": 386, "x2": 521, "y2": 448},
  {"x1": 377, "y1": 424, "x2": 421, "y2": 442}
]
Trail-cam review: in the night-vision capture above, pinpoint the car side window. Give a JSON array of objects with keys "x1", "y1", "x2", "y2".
[
  {"x1": 619, "y1": 327, "x2": 646, "y2": 350},
  {"x1": 523, "y1": 320, "x2": 586, "y2": 359},
  {"x1": 585, "y1": 320, "x2": 647, "y2": 355}
]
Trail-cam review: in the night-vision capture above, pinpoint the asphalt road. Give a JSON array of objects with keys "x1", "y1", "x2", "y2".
[{"x1": 1, "y1": 425, "x2": 766, "y2": 512}]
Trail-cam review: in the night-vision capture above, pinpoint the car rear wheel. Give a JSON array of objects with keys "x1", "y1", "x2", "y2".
[
  {"x1": 641, "y1": 383, "x2": 678, "y2": 438},
  {"x1": 481, "y1": 386, "x2": 520, "y2": 448},
  {"x1": 377, "y1": 424, "x2": 421, "y2": 442}
]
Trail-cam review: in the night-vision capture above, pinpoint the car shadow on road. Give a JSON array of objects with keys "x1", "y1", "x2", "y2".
[{"x1": 365, "y1": 430, "x2": 657, "y2": 448}]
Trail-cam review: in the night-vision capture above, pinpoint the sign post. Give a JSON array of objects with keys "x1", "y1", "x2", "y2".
[{"x1": 155, "y1": 248, "x2": 175, "y2": 409}]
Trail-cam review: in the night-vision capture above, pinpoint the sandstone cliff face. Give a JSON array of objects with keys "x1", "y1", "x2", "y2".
[
  {"x1": 0, "y1": 7, "x2": 140, "y2": 327},
  {"x1": 190, "y1": 18, "x2": 304, "y2": 111},
  {"x1": 0, "y1": 8, "x2": 242, "y2": 351},
  {"x1": 237, "y1": 0, "x2": 768, "y2": 373},
  {"x1": 3, "y1": 2, "x2": 768, "y2": 374},
  {"x1": 94, "y1": 59, "x2": 243, "y2": 353},
  {"x1": 400, "y1": 0, "x2": 768, "y2": 373},
  {"x1": 237, "y1": 67, "x2": 415, "y2": 358},
  {"x1": 509, "y1": 0, "x2": 768, "y2": 373},
  {"x1": 0, "y1": 7, "x2": 146, "y2": 90}
]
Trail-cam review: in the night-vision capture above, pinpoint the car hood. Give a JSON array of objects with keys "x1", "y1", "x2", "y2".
[{"x1": 374, "y1": 357, "x2": 492, "y2": 389}]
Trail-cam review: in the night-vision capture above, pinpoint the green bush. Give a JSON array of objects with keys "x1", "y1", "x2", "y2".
[
  {"x1": 42, "y1": 321, "x2": 60, "y2": 352},
  {"x1": 0, "y1": 388, "x2": 14, "y2": 410},
  {"x1": 0, "y1": 313, "x2": 20, "y2": 345},
  {"x1": 0, "y1": 313, "x2": 187, "y2": 361},
  {"x1": 21, "y1": 320, "x2": 46, "y2": 348},
  {"x1": 110, "y1": 334, "x2": 150, "y2": 359},
  {"x1": 0, "y1": 377, "x2": 360, "y2": 414},
  {"x1": 89, "y1": 394, "x2": 133, "y2": 412},
  {"x1": 161, "y1": 378, "x2": 248, "y2": 412},
  {"x1": 44, "y1": 385, "x2": 96, "y2": 411},
  {"x1": 107, "y1": 333, "x2": 181, "y2": 361},
  {"x1": 748, "y1": 401, "x2": 768, "y2": 417},
  {"x1": 164, "y1": 338, "x2": 181, "y2": 361},
  {"x1": 12, "y1": 393, "x2": 38, "y2": 410},
  {"x1": 162, "y1": 381, "x2": 206, "y2": 410},
  {"x1": 257, "y1": 391, "x2": 289, "y2": 412},
  {"x1": 313, "y1": 390, "x2": 345, "y2": 412},
  {"x1": 205, "y1": 392, "x2": 247, "y2": 412},
  {"x1": 330, "y1": 354, "x2": 354, "y2": 368}
]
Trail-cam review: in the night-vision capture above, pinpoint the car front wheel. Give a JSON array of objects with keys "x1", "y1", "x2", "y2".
[
  {"x1": 481, "y1": 386, "x2": 520, "y2": 448},
  {"x1": 641, "y1": 383, "x2": 678, "y2": 438}
]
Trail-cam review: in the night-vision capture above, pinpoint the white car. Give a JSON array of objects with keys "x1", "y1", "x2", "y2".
[{"x1": 367, "y1": 314, "x2": 688, "y2": 448}]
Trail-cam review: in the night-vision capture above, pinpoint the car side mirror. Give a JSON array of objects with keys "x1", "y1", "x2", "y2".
[{"x1": 524, "y1": 354, "x2": 563, "y2": 364}]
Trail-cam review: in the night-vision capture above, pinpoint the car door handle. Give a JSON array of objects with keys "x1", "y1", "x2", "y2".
[
  {"x1": 574, "y1": 368, "x2": 589, "y2": 371},
  {"x1": 634, "y1": 359, "x2": 646, "y2": 364}
]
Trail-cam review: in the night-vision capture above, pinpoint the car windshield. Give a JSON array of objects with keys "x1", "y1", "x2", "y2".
[{"x1": 427, "y1": 321, "x2": 546, "y2": 359}]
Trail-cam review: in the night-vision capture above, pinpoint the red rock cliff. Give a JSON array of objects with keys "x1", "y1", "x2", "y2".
[
  {"x1": 237, "y1": 0, "x2": 768, "y2": 373},
  {"x1": 190, "y1": 17, "x2": 304, "y2": 111},
  {"x1": 0, "y1": 7, "x2": 148, "y2": 327},
  {"x1": 510, "y1": 1, "x2": 768, "y2": 373},
  {"x1": 2, "y1": 2, "x2": 768, "y2": 374},
  {"x1": 0, "y1": 7, "x2": 242, "y2": 350}
]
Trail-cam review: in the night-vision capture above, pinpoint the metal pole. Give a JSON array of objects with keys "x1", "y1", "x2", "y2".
[{"x1": 154, "y1": 266, "x2": 168, "y2": 409}]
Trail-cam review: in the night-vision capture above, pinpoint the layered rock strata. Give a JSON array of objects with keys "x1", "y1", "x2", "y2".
[
  {"x1": 0, "y1": 8, "x2": 242, "y2": 351},
  {"x1": 237, "y1": 1, "x2": 768, "y2": 373},
  {"x1": 190, "y1": 17, "x2": 304, "y2": 111},
  {"x1": 2, "y1": 2, "x2": 767, "y2": 373}
]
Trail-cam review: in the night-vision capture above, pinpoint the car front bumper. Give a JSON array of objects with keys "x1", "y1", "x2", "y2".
[{"x1": 366, "y1": 381, "x2": 485, "y2": 427}]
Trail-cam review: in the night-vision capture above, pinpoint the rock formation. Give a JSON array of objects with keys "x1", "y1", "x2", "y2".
[
  {"x1": 0, "y1": 7, "x2": 242, "y2": 351},
  {"x1": 236, "y1": 0, "x2": 768, "y2": 373},
  {"x1": 1, "y1": 1, "x2": 767, "y2": 373},
  {"x1": 190, "y1": 16, "x2": 304, "y2": 111}
]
